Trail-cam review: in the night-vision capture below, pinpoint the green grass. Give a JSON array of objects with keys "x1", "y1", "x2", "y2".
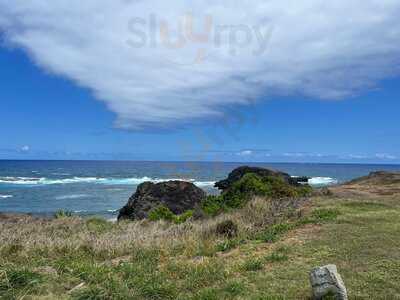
[
  {"x1": 1, "y1": 194, "x2": 400, "y2": 299},
  {"x1": 241, "y1": 258, "x2": 264, "y2": 272},
  {"x1": 265, "y1": 250, "x2": 289, "y2": 263},
  {"x1": 0, "y1": 266, "x2": 43, "y2": 299},
  {"x1": 255, "y1": 223, "x2": 297, "y2": 243}
]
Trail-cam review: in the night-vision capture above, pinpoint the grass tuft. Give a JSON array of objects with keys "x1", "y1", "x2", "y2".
[
  {"x1": 241, "y1": 258, "x2": 264, "y2": 272},
  {"x1": 0, "y1": 267, "x2": 43, "y2": 298},
  {"x1": 256, "y1": 223, "x2": 296, "y2": 243}
]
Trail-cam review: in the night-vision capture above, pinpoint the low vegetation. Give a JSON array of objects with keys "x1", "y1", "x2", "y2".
[
  {"x1": 202, "y1": 173, "x2": 312, "y2": 216},
  {"x1": 54, "y1": 209, "x2": 73, "y2": 219},
  {"x1": 148, "y1": 205, "x2": 194, "y2": 224}
]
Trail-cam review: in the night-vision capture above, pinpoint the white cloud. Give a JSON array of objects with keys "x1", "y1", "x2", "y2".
[
  {"x1": 20, "y1": 145, "x2": 30, "y2": 152},
  {"x1": 346, "y1": 154, "x2": 368, "y2": 159},
  {"x1": 343, "y1": 153, "x2": 398, "y2": 160},
  {"x1": 236, "y1": 150, "x2": 253, "y2": 156},
  {"x1": 1, "y1": 1, "x2": 400, "y2": 129},
  {"x1": 283, "y1": 152, "x2": 309, "y2": 157},
  {"x1": 375, "y1": 153, "x2": 397, "y2": 160}
]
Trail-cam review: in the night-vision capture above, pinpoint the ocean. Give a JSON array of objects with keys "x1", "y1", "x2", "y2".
[{"x1": 1, "y1": 160, "x2": 400, "y2": 219}]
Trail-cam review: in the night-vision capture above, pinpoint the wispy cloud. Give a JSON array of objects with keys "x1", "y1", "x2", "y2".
[
  {"x1": 340, "y1": 153, "x2": 398, "y2": 160},
  {"x1": 236, "y1": 150, "x2": 253, "y2": 156},
  {"x1": 375, "y1": 153, "x2": 397, "y2": 160},
  {"x1": 1, "y1": 1, "x2": 400, "y2": 129},
  {"x1": 283, "y1": 152, "x2": 325, "y2": 158},
  {"x1": 20, "y1": 145, "x2": 30, "y2": 152}
]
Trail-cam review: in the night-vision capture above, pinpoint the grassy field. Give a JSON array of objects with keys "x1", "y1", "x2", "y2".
[{"x1": 1, "y1": 193, "x2": 400, "y2": 299}]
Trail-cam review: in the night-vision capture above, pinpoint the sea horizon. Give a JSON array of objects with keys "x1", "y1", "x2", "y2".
[{"x1": 1, "y1": 158, "x2": 400, "y2": 166}]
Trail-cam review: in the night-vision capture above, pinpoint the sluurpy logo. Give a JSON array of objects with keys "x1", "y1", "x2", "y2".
[{"x1": 127, "y1": 13, "x2": 274, "y2": 66}]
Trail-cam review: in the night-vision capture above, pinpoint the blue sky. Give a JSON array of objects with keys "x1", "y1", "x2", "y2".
[{"x1": 0, "y1": 1, "x2": 399, "y2": 163}]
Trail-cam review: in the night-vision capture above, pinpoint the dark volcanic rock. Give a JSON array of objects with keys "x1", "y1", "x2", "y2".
[
  {"x1": 214, "y1": 166, "x2": 307, "y2": 191},
  {"x1": 118, "y1": 181, "x2": 206, "y2": 220}
]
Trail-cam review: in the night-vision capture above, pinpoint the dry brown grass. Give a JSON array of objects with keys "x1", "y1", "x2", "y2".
[{"x1": 0, "y1": 197, "x2": 306, "y2": 260}]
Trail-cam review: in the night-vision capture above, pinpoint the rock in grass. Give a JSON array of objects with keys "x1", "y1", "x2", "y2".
[
  {"x1": 310, "y1": 264, "x2": 348, "y2": 300},
  {"x1": 118, "y1": 181, "x2": 206, "y2": 220}
]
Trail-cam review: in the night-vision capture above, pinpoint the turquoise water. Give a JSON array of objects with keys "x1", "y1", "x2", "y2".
[{"x1": 1, "y1": 160, "x2": 399, "y2": 219}]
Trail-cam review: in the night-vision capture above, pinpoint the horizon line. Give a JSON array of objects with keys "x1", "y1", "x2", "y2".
[{"x1": 0, "y1": 158, "x2": 399, "y2": 166}]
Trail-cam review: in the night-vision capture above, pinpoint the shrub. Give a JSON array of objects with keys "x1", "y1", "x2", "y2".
[
  {"x1": 148, "y1": 205, "x2": 176, "y2": 222},
  {"x1": 215, "y1": 220, "x2": 238, "y2": 238},
  {"x1": 262, "y1": 176, "x2": 313, "y2": 198},
  {"x1": 174, "y1": 210, "x2": 194, "y2": 224},
  {"x1": 205, "y1": 174, "x2": 313, "y2": 216},
  {"x1": 148, "y1": 205, "x2": 193, "y2": 224},
  {"x1": 223, "y1": 173, "x2": 269, "y2": 208},
  {"x1": 54, "y1": 210, "x2": 73, "y2": 219},
  {"x1": 201, "y1": 195, "x2": 224, "y2": 216}
]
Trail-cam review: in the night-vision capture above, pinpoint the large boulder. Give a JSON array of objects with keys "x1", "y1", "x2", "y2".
[
  {"x1": 214, "y1": 166, "x2": 308, "y2": 191},
  {"x1": 118, "y1": 181, "x2": 206, "y2": 220}
]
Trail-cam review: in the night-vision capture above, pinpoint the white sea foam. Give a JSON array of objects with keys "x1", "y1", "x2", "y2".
[
  {"x1": 55, "y1": 194, "x2": 90, "y2": 200},
  {"x1": 194, "y1": 181, "x2": 216, "y2": 188},
  {"x1": 308, "y1": 177, "x2": 338, "y2": 186},
  {"x1": 0, "y1": 175, "x2": 216, "y2": 187},
  {"x1": 107, "y1": 209, "x2": 119, "y2": 213},
  {"x1": 0, "y1": 194, "x2": 13, "y2": 199}
]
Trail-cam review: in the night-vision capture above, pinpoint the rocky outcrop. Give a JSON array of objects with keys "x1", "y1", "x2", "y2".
[
  {"x1": 347, "y1": 171, "x2": 400, "y2": 186},
  {"x1": 329, "y1": 171, "x2": 400, "y2": 197},
  {"x1": 310, "y1": 264, "x2": 348, "y2": 300},
  {"x1": 118, "y1": 181, "x2": 206, "y2": 220},
  {"x1": 214, "y1": 166, "x2": 308, "y2": 191}
]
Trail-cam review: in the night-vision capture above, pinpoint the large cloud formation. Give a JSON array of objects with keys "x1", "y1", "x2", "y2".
[{"x1": 1, "y1": 0, "x2": 400, "y2": 129}]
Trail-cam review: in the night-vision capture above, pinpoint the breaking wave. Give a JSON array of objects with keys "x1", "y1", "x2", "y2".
[
  {"x1": 55, "y1": 194, "x2": 90, "y2": 200},
  {"x1": 0, "y1": 176, "x2": 216, "y2": 187},
  {"x1": 308, "y1": 177, "x2": 338, "y2": 186},
  {"x1": 0, "y1": 194, "x2": 13, "y2": 199}
]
